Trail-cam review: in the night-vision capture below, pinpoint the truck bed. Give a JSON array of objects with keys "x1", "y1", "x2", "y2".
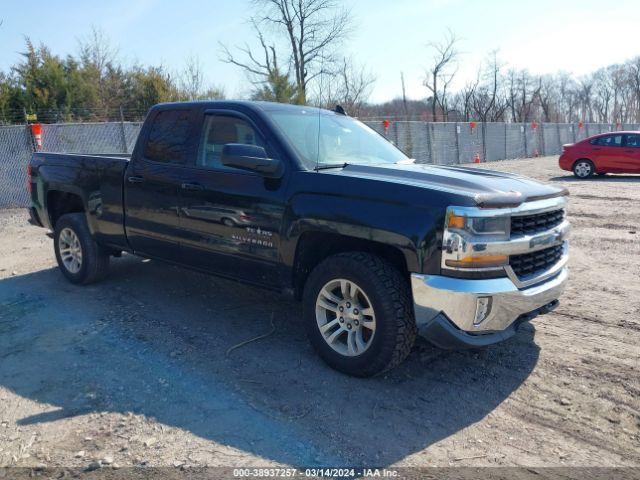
[{"x1": 30, "y1": 152, "x2": 130, "y2": 251}]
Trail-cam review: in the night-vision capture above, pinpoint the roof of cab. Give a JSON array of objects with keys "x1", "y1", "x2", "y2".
[{"x1": 151, "y1": 100, "x2": 335, "y2": 115}]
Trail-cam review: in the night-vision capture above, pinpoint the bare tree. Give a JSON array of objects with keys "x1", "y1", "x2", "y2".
[
  {"x1": 259, "y1": 0, "x2": 351, "y2": 102},
  {"x1": 322, "y1": 57, "x2": 375, "y2": 116},
  {"x1": 592, "y1": 68, "x2": 614, "y2": 122},
  {"x1": 76, "y1": 27, "x2": 123, "y2": 116},
  {"x1": 78, "y1": 27, "x2": 118, "y2": 76},
  {"x1": 221, "y1": 0, "x2": 351, "y2": 104},
  {"x1": 220, "y1": 19, "x2": 299, "y2": 103},
  {"x1": 577, "y1": 75, "x2": 595, "y2": 122},
  {"x1": 178, "y1": 55, "x2": 225, "y2": 101},
  {"x1": 536, "y1": 75, "x2": 557, "y2": 122},
  {"x1": 627, "y1": 57, "x2": 640, "y2": 121},
  {"x1": 555, "y1": 72, "x2": 578, "y2": 122},
  {"x1": 180, "y1": 55, "x2": 204, "y2": 100},
  {"x1": 423, "y1": 29, "x2": 459, "y2": 121},
  {"x1": 454, "y1": 73, "x2": 480, "y2": 121},
  {"x1": 472, "y1": 52, "x2": 506, "y2": 122}
]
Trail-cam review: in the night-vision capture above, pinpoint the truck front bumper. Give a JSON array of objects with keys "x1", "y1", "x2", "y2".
[{"x1": 410, "y1": 268, "x2": 568, "y2": 349}]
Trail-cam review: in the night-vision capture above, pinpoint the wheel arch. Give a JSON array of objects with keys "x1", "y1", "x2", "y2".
[
  {"x1": 291, "y1": 231, "x2": 410, "y2": 300},
  {"x1": 46, "y1": 189, "x2": 85, "y2": 229},
  {"x1": 572, "y1": 157, "x2": 595, "y2": 169}
]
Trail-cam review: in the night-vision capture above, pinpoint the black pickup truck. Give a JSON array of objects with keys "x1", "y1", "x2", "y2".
[{"x1": 27, "y1": 101, "x2": 570, "y2": 376}]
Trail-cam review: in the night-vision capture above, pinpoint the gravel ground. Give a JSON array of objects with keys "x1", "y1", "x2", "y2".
[{"x1": 0, "y1": 155, "x2": 638, "y2": 470}]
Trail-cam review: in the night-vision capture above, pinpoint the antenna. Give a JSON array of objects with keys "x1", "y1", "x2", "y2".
[{"x1": 315, "y1": 48, "x2": 326, "y2": 171}]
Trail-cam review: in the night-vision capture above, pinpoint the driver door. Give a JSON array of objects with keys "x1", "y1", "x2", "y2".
[{"x1": 177, "y1": 111, "x2": 287, "y2": 288}]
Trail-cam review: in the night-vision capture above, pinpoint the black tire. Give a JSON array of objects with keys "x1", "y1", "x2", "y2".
[
  {"x1": 221, "y1": 218, "x2": 235, "y2": 227},
  {"x1": 54, "y1": 213, "x2": 110, "y2": 284},
  {"x1": 572, "y1": 159, "x2": 595, "y2": 179},
  {"x1": 302, "y1": 252, "x2": 417, "y2": 377}
]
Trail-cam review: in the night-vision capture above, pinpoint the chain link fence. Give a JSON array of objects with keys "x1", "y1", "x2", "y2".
[
  {"x1": 1, "y1": 120, "x2": 639, "y2": 208},
  {"x1": 0, "y1": 122, "x2": 143, "y2": 208},
  {"x1": 364, "y1": 121, "x2": 640, "y2": 164}
]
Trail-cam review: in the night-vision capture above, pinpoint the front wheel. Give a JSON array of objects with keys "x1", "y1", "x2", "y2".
[
  {"x1": 54, "y1": 213, "x2": 110, "y2": 284},
  {"x1": 302, "y1": 252, "x2": 417, "y2": 377},
  {"x1": 573, "y1": 159, "x2": 595, "y2": 179}
]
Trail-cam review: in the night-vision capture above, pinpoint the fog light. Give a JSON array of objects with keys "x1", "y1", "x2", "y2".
[{"x1": 474, "y1": 297, "x2": 492, "y2": 326}]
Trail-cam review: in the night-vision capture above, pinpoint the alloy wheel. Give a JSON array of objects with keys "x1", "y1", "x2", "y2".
[
  {"x1": 315, "y1": 278, "x2": 376, "y2": 356},
  {"x1": 574, "y1": 161, "x2": 592, "y2": 178},
  {"x1": 58, "y1": 227, "x2": 83, "y2": 274}
]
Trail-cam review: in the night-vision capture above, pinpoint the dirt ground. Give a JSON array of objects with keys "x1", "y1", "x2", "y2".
[{"x1": 0, "y1": 155, "x2": 638, "y2": 470}]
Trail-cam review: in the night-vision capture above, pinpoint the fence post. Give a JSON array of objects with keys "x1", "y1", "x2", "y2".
[
  {"x1": 539, "y1": 123, "x2": 546, "y2": 156},
  {"x1": 427, "y1": 122, "x2": 434, "y2": 164},
  {"x1": 481, "y1": 122, "x2": 487, "y2": 162},
  {"x1": 119, "y1": 106, "x2": 128, "y2": 154},
  {"x1": 393, "y1": 120, "x2": 399, "y2": 148},
  {"x1": 503, "y1": 123, "x2": 508, "y2": 160},
  {"x1": 454, "y1": 122, "x2": 460, "y2": 164},
  {"x1": 522, "y1": 123, "x2": 527, "y2": 158}
]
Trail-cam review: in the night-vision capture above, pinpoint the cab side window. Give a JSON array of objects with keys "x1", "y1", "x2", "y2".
[
  {"x1": 197, "y1": 115, "x2": 265, "y2": 171},
  {"x1": 591, "y1": 135, "x2": 622, "y2": 146},
  {"x1": 144, "y1": 110, "x2": 192, "y2": 163},
  {"x1": 625, "y1": 134, "x2": 640, "y2": 147}
]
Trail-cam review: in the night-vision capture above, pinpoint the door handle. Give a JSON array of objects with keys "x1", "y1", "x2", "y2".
[
  {"x1": 181, "y1": 182, "x2": 203, "y2": 191},
  {"x1": 625, "y1": 150, "x2": 635, "y2": 154},
  {"x1": 127, "y1": 176, "x2": 144, "y2": 184}
]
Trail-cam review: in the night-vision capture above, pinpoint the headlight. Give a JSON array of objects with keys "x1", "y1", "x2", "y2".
[
  {"x1": 442, "y1": 209, "x2": 510, "y2": 275},
  {"x1": 447, "y1": 212, "x2": 510, "y2": 240}
]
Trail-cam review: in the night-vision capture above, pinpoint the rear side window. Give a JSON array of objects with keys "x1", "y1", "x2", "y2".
[
  {"x1": 590, "y1": 135, "x2": 622, "y2": 146},
  {"x1": 626, "y1": 134, "x2": 640, "y2": 147},
  {"x1": 144, "y1": 110, "x2": 192, "y2": 163}
]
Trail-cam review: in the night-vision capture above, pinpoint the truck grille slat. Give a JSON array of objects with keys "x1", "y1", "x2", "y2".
[
  {"x1": 510, "y1": 244, "x2": 564, "y2": 279},
  {"x1": 511, "y1": 209, "x2": 564, "y2": 236}
]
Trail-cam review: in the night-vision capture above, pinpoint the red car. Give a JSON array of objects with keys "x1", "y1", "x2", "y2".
[{"x1": 559, "y1": 131, "x2": 640, "y2": 178}]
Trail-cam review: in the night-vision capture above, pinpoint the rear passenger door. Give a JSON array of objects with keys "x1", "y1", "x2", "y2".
[
  {"x1": 177, "y1": 110, "x2": 287, "y2": 288},
  {"x1": 124, "y1": 108, "x2": 197, "y2": 261},
  {"x1": 623, "y1": 134, "x2": 640, "y2": 173}
]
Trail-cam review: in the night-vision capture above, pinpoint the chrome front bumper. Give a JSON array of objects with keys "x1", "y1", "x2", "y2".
[{"x1": 411, "y1": 267, "x2": 568, "y2": 349}]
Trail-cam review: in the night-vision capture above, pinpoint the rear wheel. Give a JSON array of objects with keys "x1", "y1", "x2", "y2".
[
  {"x1": 302, "y1": 252, "x2": 417, "y2": 377},
  {"x1": 54, "y1": 213, "x2": 109, "y2": 284},
  {"x1": 573, "y1": 159, "x2": 594, "y2": 178}
]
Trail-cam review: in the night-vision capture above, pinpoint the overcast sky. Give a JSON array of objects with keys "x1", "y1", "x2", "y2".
[{"x1": 2, "y1": 0, "x2": 640, "y2": 103}]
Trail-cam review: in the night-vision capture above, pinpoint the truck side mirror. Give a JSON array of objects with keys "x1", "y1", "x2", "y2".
[{"x1": 221, "y1": 144, "x2": 283, "y2": 178}]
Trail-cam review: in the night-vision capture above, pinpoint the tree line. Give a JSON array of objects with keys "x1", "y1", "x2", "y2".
[
  {"x1": 0, "y1": 29, "x2": 225, "y2": 124},
  {"x1": 2, "y1": 0, "x2": 640, "y2": 125}
]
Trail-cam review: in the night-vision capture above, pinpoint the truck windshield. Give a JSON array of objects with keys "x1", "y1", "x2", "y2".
[{"x1": 266, "y1": 109, "x2": 409, "y2": 169}]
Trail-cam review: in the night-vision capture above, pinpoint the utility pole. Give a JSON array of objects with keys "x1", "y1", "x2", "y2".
[
  {"x1": 401, "y1": 72, "x2": 409, "y2": 120},
  {"x1": 400, "y1": 72, "x2": 413, "y2": 158}
]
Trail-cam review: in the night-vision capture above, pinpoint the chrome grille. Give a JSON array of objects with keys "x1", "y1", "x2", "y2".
[
  {"x1": 510, "y1": 244, "x2": 564, "y2": 279},
  {"x1": 511, "y1": 209, "x2": 564, "y2": 236}
]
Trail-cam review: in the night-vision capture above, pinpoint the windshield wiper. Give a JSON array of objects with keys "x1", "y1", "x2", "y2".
[{"x1": 314, "y1": 162, "x2": 349, "y2": 171}]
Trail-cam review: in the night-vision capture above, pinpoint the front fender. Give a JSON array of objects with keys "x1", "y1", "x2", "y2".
[{"x1": 281, "y1": 192, "x2": 444, "y2": 274}]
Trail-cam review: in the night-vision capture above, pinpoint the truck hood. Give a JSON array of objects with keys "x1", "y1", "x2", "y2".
[{"x1": 326, "y1": 163, "x2": 568, "y2": 208}]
